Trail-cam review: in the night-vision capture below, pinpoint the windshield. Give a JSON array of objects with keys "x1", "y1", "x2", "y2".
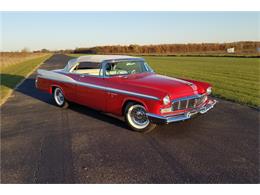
[
  {"x1": 104, "y1": 61, "x2": 153, "y2": 76},
  {"x1": 64, "y1": 59, "x2": 77, "y2": 72}
]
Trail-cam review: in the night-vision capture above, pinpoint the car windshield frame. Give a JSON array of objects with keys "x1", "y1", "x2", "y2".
[{"x1": 102, "y1": 59, "x2": 154, "y2": 77}]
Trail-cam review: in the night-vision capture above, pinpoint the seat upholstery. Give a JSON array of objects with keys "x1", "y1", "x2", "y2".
[
  {"x1": 73, "y1": 69, "x2": 100, "y2": 75},
  {"x1": 106, "y1": 70, "x2": 128, "y2": 76}
]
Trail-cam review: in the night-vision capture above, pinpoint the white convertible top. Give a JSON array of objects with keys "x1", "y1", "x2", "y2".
[
  {"x1": 64, "y1": 55, "x2": 144, "y2": 72},
  {"x1": 76, "y1": 55, "x2": 142, "y2": 63}
]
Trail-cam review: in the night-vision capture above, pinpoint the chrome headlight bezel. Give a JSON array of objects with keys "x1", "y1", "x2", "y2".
[
  {"x1": 206, "y1": 87, "x2": 212, "y2": 95},
  {"x1": 163, "y1": 95, "x2": 171, "y2": 105}
]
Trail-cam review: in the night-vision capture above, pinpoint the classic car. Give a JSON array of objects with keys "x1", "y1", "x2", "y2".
[{"x1": 36, "y1": 55, "x2": 217, "y2": 132}]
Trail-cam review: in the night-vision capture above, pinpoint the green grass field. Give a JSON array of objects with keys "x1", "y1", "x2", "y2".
[
  {"x1": 69, "y1": 54, "x2": 260, "y2": 107},
  {"x1": 144, "y1": 56, "x2": 260, "y2": 107},
  {"x1": 0, "y1": 55, "x2": 51, "y2": 104}
]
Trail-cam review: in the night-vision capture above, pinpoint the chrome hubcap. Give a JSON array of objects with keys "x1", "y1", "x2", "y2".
[
  {"x1": 54, "y1": 88, "x2": 64, "y2": 106},
  {"x1": 128, "y1": 105, "x2": 149, "y2": 129}
]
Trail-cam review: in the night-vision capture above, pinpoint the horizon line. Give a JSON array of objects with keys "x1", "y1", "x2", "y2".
[{"x1": 1, "y1": 40, "x2": 260, "y2": 52}]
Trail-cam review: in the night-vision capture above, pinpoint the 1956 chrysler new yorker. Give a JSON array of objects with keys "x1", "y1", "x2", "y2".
[{"x1": 36, "y1": 55, "x2": 217, "y2": 132}]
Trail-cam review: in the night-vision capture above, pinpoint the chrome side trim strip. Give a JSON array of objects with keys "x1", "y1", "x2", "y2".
[
  {"x1": 37, "y1": 72, "x2": 160, "y2": 101},
  {"x1": 75, "y1": 80, "x2": 159, "y2": 100},
  {"x1": 107, "y1": 86, "x2": 159, "y2": 100}
]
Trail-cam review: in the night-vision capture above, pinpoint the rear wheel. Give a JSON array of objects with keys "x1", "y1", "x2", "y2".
[
  {"x1": 53, "y1": 87, "x2": 69, "y2": 108},
  {"x1": 124, "y1": 103, "x2": 156, "y2": 133}
]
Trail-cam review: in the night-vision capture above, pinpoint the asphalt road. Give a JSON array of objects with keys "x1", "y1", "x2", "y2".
[{"x1": 1, "y1": 54, "x2": 259, "y2": 183}]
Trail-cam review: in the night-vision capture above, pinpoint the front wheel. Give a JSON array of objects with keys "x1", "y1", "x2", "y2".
[
  {"x1": 124, "y1": 103, "x2": 156, "y2": 133},
  {"x1": 53, "y1": 87, "x2": 69, "y2": 108}
]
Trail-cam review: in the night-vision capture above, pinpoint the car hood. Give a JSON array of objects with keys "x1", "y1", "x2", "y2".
[{"x1": 118, "y1": 73, "x2": 199, "y2": 99}]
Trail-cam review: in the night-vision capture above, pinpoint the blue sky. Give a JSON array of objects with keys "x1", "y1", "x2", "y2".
[{"x1": 1, "y1": 12, "x2": 259, "y2": 51}]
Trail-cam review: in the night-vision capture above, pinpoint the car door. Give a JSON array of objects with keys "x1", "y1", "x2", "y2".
[
  {"x1": 76, "y1": 75, "x2": 108, "y2": 111},
  {"x1": 70, "y1": 61, "x2": 108, "y2": 111}
]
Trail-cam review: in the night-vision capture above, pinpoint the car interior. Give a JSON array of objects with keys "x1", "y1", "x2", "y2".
[
  {"x1": 105, "y1": 63, "x2": 128, "y2": 76},
  {"x1": 71, "y1": 62, "x2": 101, "y2": 76},
  {"x1": 69, "y1": 61, "x2": 147, "y2": 76}
]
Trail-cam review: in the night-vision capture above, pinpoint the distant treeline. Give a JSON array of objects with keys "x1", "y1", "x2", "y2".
[
  {"x1": 25, "y1": 41, "x2": 260, "y2": 56},
  {"x1": 71, "y1": 41, "x2": 260, "y2": 55}
]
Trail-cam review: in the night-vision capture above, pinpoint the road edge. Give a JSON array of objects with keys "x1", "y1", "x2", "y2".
[{"x1": 0, "y1": 55, "x2": 52, "y2": 107}]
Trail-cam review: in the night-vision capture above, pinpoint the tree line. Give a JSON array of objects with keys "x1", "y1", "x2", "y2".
[{"x1": 72, "y1": 41, "x2": 260, "y2": 55}]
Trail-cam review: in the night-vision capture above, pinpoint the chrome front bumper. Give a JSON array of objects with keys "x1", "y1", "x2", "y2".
[{"x1": 146, "y1": 99, "x2": 217, "y2": 124}]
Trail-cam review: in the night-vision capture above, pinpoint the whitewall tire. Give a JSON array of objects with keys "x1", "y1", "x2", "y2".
[
  {"x1": 53, "y1": 87, "x2": 69, "y2": 108},
  {"x1": 124, "y1": 102, "x2": 156, "y2": 133}
]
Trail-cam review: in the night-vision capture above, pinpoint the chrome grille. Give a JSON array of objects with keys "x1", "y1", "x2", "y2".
[
  {"x1": 188, "y1": 98, "x2": 196, "y2": 108},
  {"x1": 172, "y1": 95, "x2": 206, "y2": 111}
]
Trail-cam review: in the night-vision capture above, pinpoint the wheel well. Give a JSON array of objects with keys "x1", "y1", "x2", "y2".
[
  {"x1": 51, "y1": 85, "x2": 60, "y2": 94},
  {"x1": 122, "y1": 100, "x2": 144, "y2": 115},
  {"x1": 51, "y1": 86, "x2": 56, "y2": 94}
]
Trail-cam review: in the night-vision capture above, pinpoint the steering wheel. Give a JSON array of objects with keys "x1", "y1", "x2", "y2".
[{"x1": 130, "y1": 69, "x2": 136, "y2": 74}]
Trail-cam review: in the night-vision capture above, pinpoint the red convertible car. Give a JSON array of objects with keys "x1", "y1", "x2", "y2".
[{"x1": 36, "y1": 55, "x2": 216, "y2": 132}]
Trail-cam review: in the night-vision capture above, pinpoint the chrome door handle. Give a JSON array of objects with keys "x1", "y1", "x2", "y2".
[
  {"x1": 107, "y1": 91, "x2": 117, "y2": 96},
  {"x1": 80, "y1": 74, "x2": 85, "y2": 78}
]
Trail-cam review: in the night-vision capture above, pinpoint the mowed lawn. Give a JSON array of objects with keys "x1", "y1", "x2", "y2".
[
  {"x1": 144, "y1": 56, "x2": 260, "y2": 107},
  {"x1": 0, "y1": 54, "x2": 51, "y2": 104}
]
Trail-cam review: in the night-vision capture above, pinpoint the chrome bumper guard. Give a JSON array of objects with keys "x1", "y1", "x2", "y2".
[{"x1": 146, "y1": 99, "x2": 217, "y2": 124}]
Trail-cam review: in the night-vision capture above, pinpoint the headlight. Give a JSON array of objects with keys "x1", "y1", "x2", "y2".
[
  {"x1": 163, "y1": 95, "x2": 171, "y2": 105},
  {"x1": 206, "y1": 87, "x2": 212, "y2": 95}
]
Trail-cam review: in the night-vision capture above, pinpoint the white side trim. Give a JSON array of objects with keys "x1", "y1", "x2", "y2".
[
  {"x1": 37, "y1": 69, "x2": 160, "y2": 101},
  {"x1": 37, "y1": 69, "x2": 76, "y2": 84}
]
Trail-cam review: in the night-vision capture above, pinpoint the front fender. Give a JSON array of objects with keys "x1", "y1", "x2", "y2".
[{"x1": 121, "y1": 97, "x2": 162, "y2": 116}]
